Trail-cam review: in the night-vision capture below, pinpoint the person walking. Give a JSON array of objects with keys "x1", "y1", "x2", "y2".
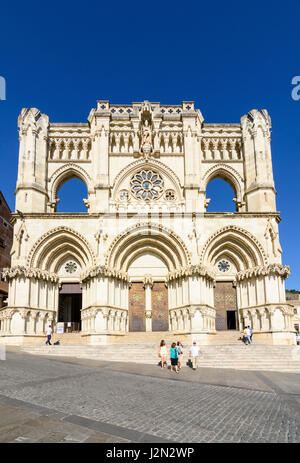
[
  {"x1": 159, "y1": 340, "x2": 167, "y2": 368},
  {"x1": 249, "y1": 326, "x2": 253, "y2": 343},
  {"x1": 189, "y1": 341, "x2": 202, "y2": 370},
  {"x1": 170, "y1": 342, "x2": 179, "y2": 373},
  {"x1": 243, "y1": 326, "x2": 251, "y2": 345},
  {"x1": 177, "y1": 341, "x2": 183, "y2": 370},
  {"x1": 45, "y1": 325, "x2": 52, "y2": 345}
]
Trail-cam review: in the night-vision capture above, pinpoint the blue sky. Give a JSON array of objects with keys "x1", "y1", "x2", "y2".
[{"x1": 0, "y1": 0, "x2": 299, "y2": 289}]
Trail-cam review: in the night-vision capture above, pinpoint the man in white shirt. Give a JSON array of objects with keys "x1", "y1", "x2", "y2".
[
  {"x1": 46, "y1": 325, "x2": 53, "y2": 345},
  {"x1": 189, "y1": 341, "x2": 202, "y2": 370},
  {"x1": 243, "y1": 326, "x2": 251, "y2": 345}
]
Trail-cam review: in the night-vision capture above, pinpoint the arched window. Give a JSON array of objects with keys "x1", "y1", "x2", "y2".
[
  {"x1": 206, "y1": 177, "x2": 236, "y2": 212},
  {"x1": 56, "y1": 178, "x2": 88, "y2": 213}
]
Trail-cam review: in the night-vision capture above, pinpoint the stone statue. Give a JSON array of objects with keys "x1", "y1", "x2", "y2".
[
  {"x1": 140, "y1": 119, "x2": 152, "y2": 159},
  {"x1": 141, "y1": 119, "x2": 152, "y2": 145}
]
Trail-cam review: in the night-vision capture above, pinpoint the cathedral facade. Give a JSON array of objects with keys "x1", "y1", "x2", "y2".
[{"x1": 0, "y1": 101, "x2": 295, "y2": 345}]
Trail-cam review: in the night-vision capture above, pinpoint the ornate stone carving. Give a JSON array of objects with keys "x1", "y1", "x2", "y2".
[
  {"x1": 105, "y1": 221, "x2": 192, "y2": 267},
  {"x1": 11, "y1": 217, "x2": 29, "y2": 258},
  {"x1": 235, "y1": 264, "x2": 291, "y2": 282},
  {"x1": 80, "y1": 265, "x2": 129, "y2": 283},
  {"x1": 27, "y1": 226, "x2": 96, "y2": 267},
  {"x1": 166, "y1": 265, "x2": 215, "y2": 283},
  {"x1": 143, "y1": 275, "x2": 153, "y2": 288},
  {"x1": 2, "y1": 266, "x2": 59, "y2": 283},
  {"x1": 200, "y1": 225, "x2": 268, "y2": 266}
]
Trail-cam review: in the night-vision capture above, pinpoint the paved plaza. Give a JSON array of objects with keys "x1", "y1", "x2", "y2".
[{"x1": 0, "y1": 348, "x2": 299, "y2": 443}]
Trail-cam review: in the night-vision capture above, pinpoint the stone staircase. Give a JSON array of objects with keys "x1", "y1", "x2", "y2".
[
  {"x1": 17, "y1": 330, "x2": 300, "y2": 372},
  {"x1": 49, "y1": 332, "x2": 86, "y2": 345}
]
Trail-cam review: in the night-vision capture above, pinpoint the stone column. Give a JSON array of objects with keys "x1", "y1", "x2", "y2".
[
  {"x1": 143, "y1": 275, "x2": 153, "y2": 332},
  {"x1": 3, "y1": 317, "x2": 8, "y2": 333},
  {"x1": 7, "y1": 315, "x2": 11, "y2": 334},
  {"x1": 268, "y1": 307, "x2": 275, "y2": 331},
  {"x1": 22, "y1": 312, "x2": 27, "y2": 335},
  {"x1": 31, "y1": 313, "x2": 37, "y2": 334},
  {"x1": 91, "y1": 310, "x2": 96, "y2": 332}
]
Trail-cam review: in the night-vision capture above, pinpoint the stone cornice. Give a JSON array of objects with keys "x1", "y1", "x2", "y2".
[
  {"x1": 0, "y1": 307, "x2": 56, "y2": 319},
  {"x1": 10, "y1": 212, "x2": 281, "y2": 219},
  {"x1": 169, "y1": 304, "x2": 216, "y2": 318},
  {"x1": 236, "y1": 264, "x2": 291, "y2": 282},
  {"x1": 2, "y1": 266, "x2": 59, "y2": 283},
  {"x1": 81, "y1": 306, "x2": 128, "y2": 319},
  {"x1": 239, "y1": 303, "x2": 294, "y2": 316},
  {"x1": 81, "y1": 265, "x2": 129, "y2": 283},
  {"x1": 244, "y1": 184, "x2": 277, "y2": 195},
  {"x1": 167, "y1": 265, "x2": 215, "y2": 283}
]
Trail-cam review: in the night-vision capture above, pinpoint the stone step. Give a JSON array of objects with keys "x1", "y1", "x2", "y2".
[
  {"x1": 19, "y1": 344, "x2": 299, "y2": 352},
  {"x1": 18, "y1": 333, "x2": 300, "y2": 373},
  {"x1": 37, "y1": 352, "x2": 299, "y2": 362},
  {"x1": 47, "y1": 329, "x2": 269, "y2": 346},
  {"x1": 20, "y1": 343, "x2": 299, "y2": 351},
  {"x1": 47, "y1": 330, "x2": 274, "y2": 346},
  {"x1": 18, "y1": 344, "x2": 300, "y2": 372}
]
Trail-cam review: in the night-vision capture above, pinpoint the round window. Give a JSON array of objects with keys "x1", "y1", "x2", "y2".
[
  {"x1": 130, "y1": 170, "x2": 164, "y2": 200},
  {"x1": 65, "y1": 261, "x2": 78, "y2": 274},
  {"x1": 218, "y1": 260, "x2": 230, "y2": 272}
]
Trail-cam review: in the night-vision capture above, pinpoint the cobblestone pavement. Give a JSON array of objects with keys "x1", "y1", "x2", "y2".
[{"x1": 0, "y1": 350, "x2": 299, "y2": 443}]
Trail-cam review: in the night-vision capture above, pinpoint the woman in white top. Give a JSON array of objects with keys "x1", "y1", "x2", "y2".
[
  {"x1": 177, "y1": 341, "x2": 183, "y2": 370},
  {"x1": 159, "y1": 340, "x2": 167, "y2": 368}
]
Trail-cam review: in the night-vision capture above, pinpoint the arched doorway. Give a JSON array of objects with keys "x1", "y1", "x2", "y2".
[
  {"x1": 201, "y1": 226, "x2": 267, "y2": 332},
  {"x1": 214, "y1": 280, "x2": 237, "y2": 330},
  {"x1": 28, "y1": 227, "x2": 96, "y2": 334},
  {"x1": 128, "y1": 252, "x2": 169, "y2": 332},
  {"x1": 58, "y1": 282, "x2": 82, "y2": 332},
  {"x1": 106, "y1": 223, "x2": 191, "y2": 333}
]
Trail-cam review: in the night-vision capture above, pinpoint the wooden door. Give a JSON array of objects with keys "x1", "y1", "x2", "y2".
[
  {"x1": 129, "y1": 282, "x2": 145, "y2": 331},
  {"x1": 152, "y1": 282, "x2": 169, "y2": 331},
  {"x1": 214, "y1": 282, "x2": 237, "y2": 330}
]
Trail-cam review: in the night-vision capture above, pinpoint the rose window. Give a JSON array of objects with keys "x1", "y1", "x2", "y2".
[
  {"x1": 217, "y1": 260, "x2": 230, "y2": 272},
  {"x1": 130, "y1": 170, "x2": 164, "y2": 200},
  {"x1": 65, "y1": 261, "x2": 78, "y2": 274}
]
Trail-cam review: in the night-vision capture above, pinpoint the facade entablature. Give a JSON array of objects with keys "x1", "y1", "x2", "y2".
[
  {"x1": 48, "y1": 125, "x2": 92, "y2": 162},
  {"x1": 91, "y1": 100, "x2": 201, "y2": 120}
]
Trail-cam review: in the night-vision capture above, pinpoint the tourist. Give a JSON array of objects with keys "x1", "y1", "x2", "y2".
[
  {"x1": 159, "y1": 340, "x2": 167, "y2": 368},
  {"x1": 189, "y1": 341, "x2": 202, "y2": 370},
  {"x1": 240, "y1": 330, "x2": 246, "y2": 343},
  {"x1": 177, "y1": 341, "x2": 184, "y2": 370},
  {"x1": 45, "y1": 325, "x2": 52, "y2": 345},
  {"x1": 249, "y1": 326, "x2": 253, "y2": 343},
  {"x1": 170, "y1": 342, "x2": 179, "y2": 373},
  {"x1": 243, "y1": 326, "x2": 251, "y2": 345}
]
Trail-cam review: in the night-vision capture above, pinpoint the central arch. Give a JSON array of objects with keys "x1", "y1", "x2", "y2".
[
  {"x1": 107, "y1": 223, "x2": 190, "y2": 332},
  {"x1": 107, "y1": 222, "x2": 191, "y2": 272}
]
